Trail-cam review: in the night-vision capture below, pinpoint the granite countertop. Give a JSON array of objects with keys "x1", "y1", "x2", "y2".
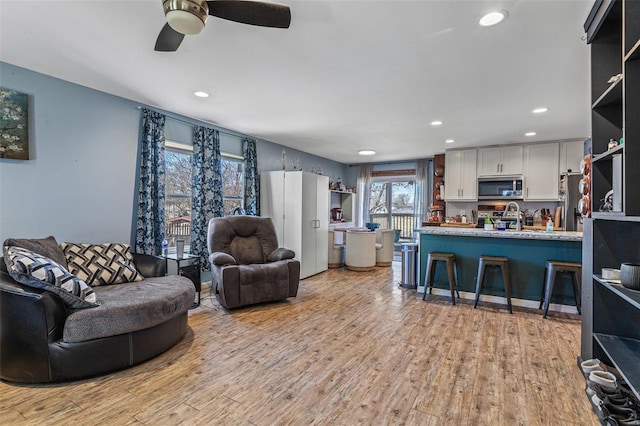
[{"x1": 416, "y1": 226, "x2": 583, "y2": 242}]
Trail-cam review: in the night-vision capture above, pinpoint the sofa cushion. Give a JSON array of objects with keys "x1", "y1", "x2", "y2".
[
  {"x1": 3, "y1": 246, "x2": 99, "y2": 309},
  {"x1": 3, "y1": 236, "x2": 67, "y2": 267},
  {"x1": 61, "y1": 242, "x2": 144, "y2": 286},
  {"x1": 62, "y1": 275, "x2": 194, "y2": 343}
]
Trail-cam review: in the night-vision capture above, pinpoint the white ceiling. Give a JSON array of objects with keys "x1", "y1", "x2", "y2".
[{"x1": 0, "y1": 0, "x2": 593, "y2": 164}]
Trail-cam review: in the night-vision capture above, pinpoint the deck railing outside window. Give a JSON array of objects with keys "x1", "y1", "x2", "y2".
[{"x1": 368, "y1": 213, "x2": 417, "y2": 241}]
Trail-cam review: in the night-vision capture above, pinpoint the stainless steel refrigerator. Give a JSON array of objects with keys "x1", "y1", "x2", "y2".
[{"x1": 560, "y1": 173, "x2": 582, "y2": 231}]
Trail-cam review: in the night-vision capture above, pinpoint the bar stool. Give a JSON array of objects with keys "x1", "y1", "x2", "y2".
[
  {"x1": 422, "y1": 252, "x2": 460, "y2": 305},
  {"x1": 540, "y1": 260, "x2": 582, "y2": 319},
  {"x1": 345, "y1": 230, "x2": 376, "y2": 271},
  {"x1": 473, "y1": 255, "x2": 512, "y2": 314}
]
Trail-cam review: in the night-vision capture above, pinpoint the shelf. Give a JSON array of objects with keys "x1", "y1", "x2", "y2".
[
  {"x1": 591, "y1": 211, "x2": 626, "y2": 219},
  {"x1": 585, "y1": 0, "x2": 640, "y2": 406},
  {"x1": 592, "y1": 143, "x2": 624, "y2": 162},
  {"x1": 626, "y1": 38, "x2": 640, "y2": 62},
  {"x1": 584, "y1": 0, "x2": 618, "y2": 43},
  {"x1": 593, "y1": 77, "x2": 623, "y2": 109},
  {"x1": 591, "y1": 212, "x2": 640, "y2": 221},
  {"x1": 593, "y1": 334, "x2": 640, "y2": 400},
  {"x1": 594, "y1": 275, "x2": 640, "y2": 309},
  {"x1": 330, "y1": 190, "x2": 356, "y2": 194}
]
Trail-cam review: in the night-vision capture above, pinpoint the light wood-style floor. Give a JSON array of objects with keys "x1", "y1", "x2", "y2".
[{"x1": 1, "y1": 263, "x2": 598, "y2": 425}]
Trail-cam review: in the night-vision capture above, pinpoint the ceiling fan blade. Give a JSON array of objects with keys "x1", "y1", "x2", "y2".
[
  {"x1": 207, "y1": 1, "x2": 291, "y2": 28},
  {"x1": 155, "y1": 23, "x2": 186, "y2": 52}
]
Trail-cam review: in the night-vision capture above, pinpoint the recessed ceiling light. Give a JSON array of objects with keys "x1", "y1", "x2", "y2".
[
  {"x1": 430, "y1": 120, "x2": 443, "y2": 126},
  {"x1": 479, "y1": 11, "x2": 508, "y2": 27},
  {"x1": 532, "y1": 107, "x2": 548, "y2": 114},
  {"x1": 194, "y1": 91, "x2": 209, "y2": 98},
  {"x1": 358, "y1": 149, "x2": 376, "y2": 156},
  {"x1": 445, "y1": 139, "x2": 455, "y2": 144},
  {"x1": 525, "y1": 132, "x2": 537, "y2": 137}
]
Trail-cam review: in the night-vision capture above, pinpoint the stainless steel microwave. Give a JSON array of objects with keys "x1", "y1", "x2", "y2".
[{"x1": 477, "y1": 177, "x2": 524, "y2": 200}]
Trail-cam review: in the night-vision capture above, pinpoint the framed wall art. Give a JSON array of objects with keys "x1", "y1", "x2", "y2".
[{"x1": 0, "y1": 87, "x2": 29, "y2": 160}]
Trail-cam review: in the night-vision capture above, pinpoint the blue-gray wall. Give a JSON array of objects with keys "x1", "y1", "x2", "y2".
[{"x1": 0, "y1": 62, "x2": 349, "y2": 244}]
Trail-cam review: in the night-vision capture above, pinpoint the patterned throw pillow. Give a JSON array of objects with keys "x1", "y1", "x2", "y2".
[
  {"x1": 4, "y1": 246, "x2": 98, "y2": 309},
  {"x1": 61, "y1": 243, "x2": 144, "y2": 286}
]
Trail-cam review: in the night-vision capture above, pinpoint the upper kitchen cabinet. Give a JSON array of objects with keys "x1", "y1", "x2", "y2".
[
  {"x1": 524, "y1": 142, "x2": 560, "y2": 200},
  {"x1": 560, "y1": 139, "x2": 587, "y2": 174},
  {"x1": 444, "y1": 148, "x2": 477, "y2": 201},
  {"x1": 477, "y1": 145, "x2": 523, "y2": 176}
]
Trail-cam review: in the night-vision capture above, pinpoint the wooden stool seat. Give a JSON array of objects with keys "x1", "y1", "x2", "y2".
[
  {"x1": 474, "y1": 255, "x2": 512, "y2": 313},
  {"x1": 422, "y1": 252, "x2": 459, "y2": 305},
  {"x1": 540, "y1": 260, "x2": 582, "y2": 318}
]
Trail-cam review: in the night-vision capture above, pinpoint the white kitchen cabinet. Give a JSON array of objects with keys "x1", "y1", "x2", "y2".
[
  {"x1": 444, "y1": 148, "x2": 477, "y2": 201},
  {"x1": 560, "y1": 139, "x2": 585, "y2": 174},
  {"x1": 524, "y1": 142, "x2": 560, "y2": 200},
  {"x1": 478, "y1": 145, "x2": 523, "y2": 176},
  {"x1": 260, "y1": 171, "x2": 329, "y2": 279}
]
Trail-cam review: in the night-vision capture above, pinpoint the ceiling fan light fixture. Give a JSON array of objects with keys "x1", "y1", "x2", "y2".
[{"x1": 163, "y1": 0, "x2": 208, "y2": 35}]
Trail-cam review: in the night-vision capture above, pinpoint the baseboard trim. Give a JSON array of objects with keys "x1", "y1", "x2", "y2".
[{"x1": 417, "y1": 287, "x2": 580, "y2": 314}]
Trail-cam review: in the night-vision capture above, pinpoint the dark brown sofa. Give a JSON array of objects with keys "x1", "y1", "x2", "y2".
[
  {"x1": 0, "y1": 237, "x2": 194, "y2": 383},
  {"x1": 207, "y1": 216, "x2": 300, "y2": 309}
]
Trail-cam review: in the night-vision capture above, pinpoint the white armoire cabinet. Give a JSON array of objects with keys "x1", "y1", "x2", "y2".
[{"x1": 260, "y1": 171, "x2": 329, "y2": 279}]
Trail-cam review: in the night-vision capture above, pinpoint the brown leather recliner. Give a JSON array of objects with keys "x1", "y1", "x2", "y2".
[{"x1": 207, "y1": 216, "x2": 300, "y2": 309}]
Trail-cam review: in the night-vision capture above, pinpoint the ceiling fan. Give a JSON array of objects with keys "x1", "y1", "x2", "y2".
[{"x1": 155, "y1": 0, "x2": 291, "y2": 52}]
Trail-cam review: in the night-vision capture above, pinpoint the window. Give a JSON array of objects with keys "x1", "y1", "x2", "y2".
[
  {"x1": 221, "y1": 157, "x2": 244, "y2": 215},
  {"x1": 164, "y1": 140, "x2": 245, "y2": 246},
  {"x1": 165, "y1": 144, "x2": 193, "y2": 247},
  {"x1": 368, "y1": 178, "x2": 416, "y2": 240}
]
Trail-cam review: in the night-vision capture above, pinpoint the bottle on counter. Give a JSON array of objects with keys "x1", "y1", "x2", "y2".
[{"x1": 546, "y1": 218, "x2": 554, "y2": 233}]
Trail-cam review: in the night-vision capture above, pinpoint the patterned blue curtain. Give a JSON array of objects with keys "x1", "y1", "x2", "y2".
[
  {"x1": 135, "y1": 109, "x2": 166, "y2": 255},
  {"x1": 191, "y1": 126, "x2": 224, "y2": 269},
  {"x1": 242, "y1": 138, "x2": 259, "y2": 215}
]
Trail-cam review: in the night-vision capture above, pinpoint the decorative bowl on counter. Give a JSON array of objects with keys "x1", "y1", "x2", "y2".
[
  {"x1": 364, "y1": 222, "x2": 380, "y2": 231},
  {"x1": 620, "y1": 263, "x2": 640, "y2": 290}
]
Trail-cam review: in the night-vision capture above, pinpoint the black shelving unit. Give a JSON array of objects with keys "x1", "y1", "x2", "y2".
[{"x1": 583, "y1": 0, "x2": 640, "y2": 404}]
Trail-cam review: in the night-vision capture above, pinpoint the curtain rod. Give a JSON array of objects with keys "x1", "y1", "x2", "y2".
[
  {"x1": 136, "y1": 105, "x2": 254, "y2": 140},
  {"x1": 348, "y1": 158, "x2": 433, "y2": 167}
]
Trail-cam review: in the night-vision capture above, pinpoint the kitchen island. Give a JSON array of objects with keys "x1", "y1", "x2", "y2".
[{"x1": 416, "y1": 226, "x2": 583, "y2": 308}]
